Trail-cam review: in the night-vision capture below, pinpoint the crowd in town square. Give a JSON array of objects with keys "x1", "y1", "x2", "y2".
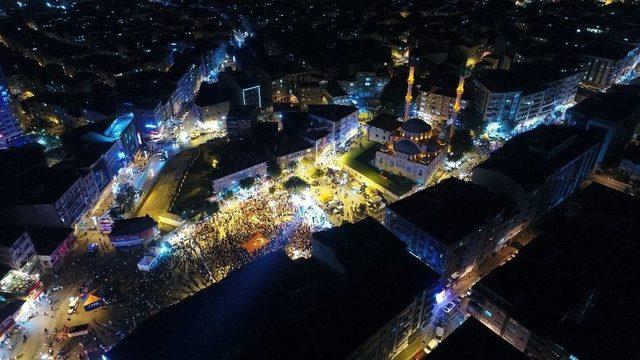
[{"x1": 0, "y1": 183, "x2": 322, "y2": 360}]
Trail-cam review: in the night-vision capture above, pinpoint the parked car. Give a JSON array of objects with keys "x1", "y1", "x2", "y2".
[
  {"x1": 443, "y1": 301, "x2": 456, "y2": 314},
  {"x1": 426, "y1": 339, "x2": 439, "y2": 352},
  {"x1": 412, "y1": 349, "x2": 428, "y2": 359},
  {"x1": 87, "y1": 243, "x2": 98, "y2": 253},
  {"x1": 68, "y1": 297, "x2": 79, "y2": 314}
]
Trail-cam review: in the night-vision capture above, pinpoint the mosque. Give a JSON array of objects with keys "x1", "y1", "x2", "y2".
[{"x1": 374, "y1": 118, "x2": 446, "y2": 184}]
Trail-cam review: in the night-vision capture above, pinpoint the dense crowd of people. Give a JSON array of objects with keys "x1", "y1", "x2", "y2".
[{"x1": 5, "y1": 180, "x2": 330, "y2": 360}]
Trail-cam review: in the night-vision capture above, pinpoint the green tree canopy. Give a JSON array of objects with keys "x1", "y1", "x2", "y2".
[
  {"x1": 267, "y1": 160, "x2": 282, "y2": 178},
  {"x1": 380, "y1": 66, "x2": 410, "y2": 117},
  {"x1": 448, "y1": 129, "x2": 474, "y2": 162},
  {"x1": 239, "y1": 176, "x2": 256, "y2": 189},
  {"x1": 312, "y1": 168, "x2": 325, "y2": 178},
  {"x1": 110, "y1": 183, "x2": 139, "y2": 219},
  {"x1": 283, "y1": 176, "x2": 309, "y2": 193},
  {"x1": 460, "y1": 104, "x2": 485, "y2": 134}
]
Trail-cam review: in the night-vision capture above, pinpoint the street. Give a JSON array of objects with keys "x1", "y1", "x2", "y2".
[{"x1": 393, "y1": 226, "x2": 540, "y2": 360}]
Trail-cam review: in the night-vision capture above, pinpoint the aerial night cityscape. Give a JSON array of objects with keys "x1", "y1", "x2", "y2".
[{"x1": 0, "y1": 0, "x2": 638, "y2": 359}]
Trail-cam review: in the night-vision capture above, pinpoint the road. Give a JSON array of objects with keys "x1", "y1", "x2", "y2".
[
  {"x1": 4, "y1": 29, "x2": 243, "y2": 360},
  {"x1": 135, "y1": 150, "x2": 195, "y2": 224},
  {"x1": 588, "y1": 173, "x2": 632, "y2": 193},
  {"x1": 6, "y1": 119, "x2": 492, "y2": 360},
  {"x1": 393, "y1": 227, "x2": 540, "y2": 360}
]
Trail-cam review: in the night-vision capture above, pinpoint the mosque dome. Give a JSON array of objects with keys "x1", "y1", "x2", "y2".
[
  {"x1": 401, "y1": 118, "x2": 431, "y2": 134},
  {"x1": 425, "y1": 137, "x2": 442, "y2": 153},
  {"x1": 394, "y1": 139, "x2": 421, "y2": 155}
]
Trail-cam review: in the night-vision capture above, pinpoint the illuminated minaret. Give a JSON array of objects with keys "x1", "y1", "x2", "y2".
[
  {"x1": 448, "y1": 58, "x2": 476, "y2": 151},
  {"x1": 403, "y1": 63, "x2": 415, "y2": 121},
  {"x1": 448, "y1": 75, "x2": 465, "y2": 150}
]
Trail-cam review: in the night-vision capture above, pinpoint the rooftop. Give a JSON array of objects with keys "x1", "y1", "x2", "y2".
[
  {"x1": 108, "y1": 218, "x2": 439, "y2": 360},
  {"x1": 622, "y1": 143, "x2": 640, "y2": 164},
  {"x1": 0, "y1": 144, "x2": 47, "y2": 177},
  {"x1": 194, "y1": 82, "x2": 229, "y2": 108},
  {"x1": 271, "y1": 135, "x2": 314, "y2": 158},
  {"x1": 476, "y1": 185, "x2": 640, "y2": 359},
  {"x1": 62, "y1": 115, "x2": 134, "y2": 148},
  {"x1": 0, "y1": 298, "x2": 25, "y2": 322},
  {"x1": 308, "y1": 104, "x2": 358, "y2": 122},
  {"x1": 0, "y1": 229, "x2": 27, "y2": 249},
  {"x1": 224, "y1": 71, "x2": 260, "y2": 89},
  {"x1": 477, "y1": 60, "x2": 582, "y2": 95},
  {"x1": 427, "y1": 318, "x2": 526, "y2": 360},
  {"x1": 567, "y1": 182, "x2": 640, "y2": 235},
  {"x1": 394, "y1": 139, "x2": 421, "y2": 155},
  {"x1": 387, "y1": 178, "x2": 509, "y2": 246},
  {"x1": 568, "y1": 90, "x2": 640, "y2": 124},
  {"x1": 227, "y1": 105, "x2": 256, "y2": 119},
  {"x1": 109, "y1": 215, "x2": 157, "y2": 238},
  {"x1": 583, "y1": 41, "x2": 638, "y2": 60},
  {"x1": 401, "y1": 118, "x2": 432, "y2": 134},
  {"x1": 475, "y1": 125, "x2": 602, "y2": 192},
  {"x1": 207, "y1": 139, "x2": 269, "y2": 180},
  {"x1": 27, "y1": 228, "x2": 74, "y2": 255},
  {"x1": 368, "y1": 113, "x2": 402, "y2": 132},
  {"x1": 0, "y1": 163, "x2": 83, "y2": 205}
]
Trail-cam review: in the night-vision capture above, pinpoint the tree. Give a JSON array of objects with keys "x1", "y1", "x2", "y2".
[
  {"x1": 267, "y1": 160, "x2": 282, "y2": 178},
  {"x1": 312, "y1": 168, "x2": 325, "y2": 178},
  {"x1": 239, "y1": 176, "x2": 256, "y2": 189},
  {"x1": 358, "y1": 203, "x2": 367, "y2": 214},
  {"x1": 300, "y1": 157, "x2": 314, "y2": 166},
  {"x1": 202, "y1": 200, "x2": 219, "y2": 215},
  {"x1": 182, "y1": 200, "x2": 219, "y2": 218},
  {"x1": 283, "y1": 176, "x2": 309, "y2": 193},
  {"x1": 288, "y1": 160, "x2": 298, "y2": 170},
  {"x1": 460, "y1": 104, "x2": 485, "y2": 135},
  {"x1": 109, "y1": 207, "x2": 124, "y2": 220},
  {"x1": 221, "y1": 189, "x2": 235, "y2": 200},
  {"x1": 110, "y1": 183, "x2": 139, "y2": 219},
  {"x1": 448, "y1": 129, "x2": 474, "y2": 162},
  {"x1": 380, "y1": 67, "x2": 410, "y2": 117}
]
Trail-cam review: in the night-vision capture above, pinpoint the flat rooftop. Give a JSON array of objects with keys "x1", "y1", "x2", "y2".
[
  {"x1": 308, "y1": 104, "x2": 358, "y2": 122},
  {"x1": 108, "y1": 218, "x2": 439, "y2": 359},
  {"x1": 0, "y1": 229, "x2": 27, "y2": 249},
  {"x1": 475, "y1": 125, "x2": 602, "y2": 192},
  {"x1": 568, "y1": 90, "x2": 640, "y2": 124},
  {"x1": 477, "y1": 60, "x2": 582, "y2": 95},
  {"x1": 567, "y1": 182, "x2": 640, "y2": 234},
  {"x1": 476, "y1": 185, "x2": 640, "y2": 359},
  {"x1": 109, "y1": 215, "x2": 157, "y2": 238},
  {"x1": 27, "y1": 228, "x2": 73, "y2": 255},
  {"x1": 427, "y1": 318, "x2": 526, "y2": 360},
  {"x1": 207, "y1": 139, "x2": 268, "y2": 180},
  {"x1": 0, "y1": 163, "x2": 83, "y2": 205},
  {"x1": 622, "y1": 143, "x2": 640, "y2": 164},
  {"x1": 194, "y1": 81, "x2": 229, "y2": 108},
  {"x1": 0, "y1": 298, "x2": 26, "y2": 322},
  {"x1": 387, "y1": 178, "x2": 509, "y2": 246},
  {"x1": 367, "y1": 113, "x2": 402, "y2": 132},
  {"x1": 583, "y1": 41, "x2": 638, "y2": 60}
]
